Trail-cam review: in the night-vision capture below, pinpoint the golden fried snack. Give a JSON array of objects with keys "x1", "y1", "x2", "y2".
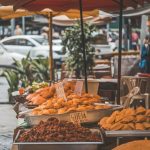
[
  {"x1": 136, "y1": 106, "x2": 146, "y2": 115},
  {"x1": 136, "y1": 115, "x2": 146, "y2": 123},
  {"x1": 77, "y1": 105, "x2": 88, "y2": 111},
  {"x1": 121, "y1": 116, "x2": 135, "y2": 123},
  {"x1": 42, "y1": 109, "x2": 51, "y2": 115},
  {"x1": 143, "y1": 122, "x2": 150, "y2": 130},
  {"x1": 31, "y1": 95, "x2": 47, "y2": 105},
  {"x1": 53, "y1": 103, "x2": 62, "y2": 109},
  {"x1": 106, "y1": 115, "x2": 116, "y2": 124},
  {"x1": 31, "y1": 110, "x2": 40, "y2": 115},
  {"x1": 58, "y1": 108, "x2": 67, "y2": 114},
  {"x1": 115, "y1": 114, "x2": 124, "y2": 123},
  {"x1": 99, "y1": 117, "x2": 109, "y2": 126},
  {"x1": 110, "y1": 123, "x2": 124, "y2": 131},
  {"x1": 121, "y1": 124, "x2": 131, "y2": 130},
  {"x1": 48, "y1": 109, "x2": 57, "y2": 114},
  {"x1": 125, "y1": 108, "x2": 135, "y2": 116},
  {"x1": 26, "y1": 93, "x2": 37, "y2": 101},
  {"x1": 128, "y1": 123, "x2": 135, "y2": 130},
  {"x1": 66, "y1": 107, "x2": 77, "y2": 113},
  {"x1": 93, "y1": 95, "x2": 100, "y2": 99},
  {"x1": 85, "y1": 105, "x2": 94, "y2": 110},
  {"x1": 135, "y1": 123, "x2": 145, "y2": 130},
  {"x1": 95, "y1": 105, "x2": 104, "y2": 110},
  {"x1": 112, "y1": 110, "x2": 120, "y2": 117},
  {"x1": 146, "y1": 109, "x2": 150, "y2": 117},
  {"x1": 113, "y1": 140, "x2": 150, "y2": 150},
  {"x1": 102, "y1": 123, "x2": 112, "y2": 130},
  {"x1": 119, "y1": 109, "x2": 127, "y2": 116}
]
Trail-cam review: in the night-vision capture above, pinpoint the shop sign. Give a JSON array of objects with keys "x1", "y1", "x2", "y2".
[{"x1": 70, "y1": 111, "x2": 88, "y2": 124}]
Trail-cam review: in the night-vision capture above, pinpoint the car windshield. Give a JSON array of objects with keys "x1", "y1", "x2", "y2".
[{"x1": 32, "y1": 37, "x2": 48, "y2": 45}]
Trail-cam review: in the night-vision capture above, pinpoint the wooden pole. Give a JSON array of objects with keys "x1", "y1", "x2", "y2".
[{"x1": 48, "y1": 12, "x2": 54, "y2": 81}]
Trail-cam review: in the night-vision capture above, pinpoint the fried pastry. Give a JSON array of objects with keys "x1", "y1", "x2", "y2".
[
  {"x1": 106, "y1": 115, "x2": 116, "y2": 124},
  {"x1": 146, "y1": 109, "x2": 150, "y2": 116},
  {"x1": 125, "y1": 108, "x2": 135, "y2": 116},
  {"x1": 128, "y1": 123, "x2": 135, "y2": 130},
  {"x1": 143, "y1": 122, "x2": 150, "y2": 130},
  {"x1": 136, "y1": 115, "x2": 146, "y2": 122},
  {"x1": 121, "y1": 116, "x2": 135, "y2": 123},
  {"x1": 42, "y1": 109, "x2": 50, "y2": 115},
  {"x1": 66, "y1": 107, "x2": 77, "y2": 113},
  {"x1": 99, "y1": 117, "x2": 109, "y2": 126},
  {"x1": 110, "y1": 123, "x2": 124, "y2": 131},
  {"x1": 135, "y1": 123, "x2": 145, "y2": 130},
  {"x1": 102, "y1": 123, "x2": 112, "y2": 130},
  {"x1": 48, "y1": 109, "x2": 57, "y2": 114},
  {"x1": 115, "y1": 114, "x2": 124, "y2": 123},
  {"x1": 58, "y1": 108, "x2": 67, "y2": 114},
  {"x1": 113, "y1": 140, "x2": 150, "y2": 150},
  {"x1": 136, "y1": 106, "x2": 146, "y2": 115},
  {"x1": 121, "y1": 124, "x2": 130, "y2": 130}
]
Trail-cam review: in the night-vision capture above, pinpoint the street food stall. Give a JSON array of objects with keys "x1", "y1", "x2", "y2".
[{"x1": 0, "y1": 0, "x2": 150, "y2": 150}]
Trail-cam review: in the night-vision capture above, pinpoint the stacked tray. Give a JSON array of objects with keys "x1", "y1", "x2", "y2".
[
  {"x1": 13, "y1": 129, "x2": 104, "y2": 150},
  {"x1": 25, "y1": 105, "x2": 122, "y2": 126},
  {"x1": 105, "y1": 130, "x2": 150, "y2": 137}
]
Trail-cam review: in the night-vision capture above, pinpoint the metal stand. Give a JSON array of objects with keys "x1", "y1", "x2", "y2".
[
  {"x1": 79, "y1": 0, "x2": 88, "y2": 93},
  {"x1": 117, "y1": 0, "x2": 124, "y2": 104}
]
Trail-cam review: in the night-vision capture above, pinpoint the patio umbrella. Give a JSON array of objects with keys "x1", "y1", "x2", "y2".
[
  {"x1": 0, "y1": 0, "x2": 148, "y2": 102},
  {"x1": 0, "y1": 0, "x2": 145, "y2": 11}
]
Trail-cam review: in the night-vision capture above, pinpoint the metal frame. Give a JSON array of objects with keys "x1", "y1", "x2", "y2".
[{"x1": 79, "y1": 0, "x2": 88, "y2": 92}]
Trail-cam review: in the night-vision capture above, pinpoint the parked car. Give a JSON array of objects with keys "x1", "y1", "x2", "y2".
[
  {"x1": 0, "y1": 35, "x2": 63, "y2": 60},
  {"x1": 0, "y1": 43, "x2": 25, "y2": 75}
]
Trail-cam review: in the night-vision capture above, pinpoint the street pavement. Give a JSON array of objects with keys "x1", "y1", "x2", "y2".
[
  {"x1": 0, "y1": 77, "x2": 9, "y2": 103},
  {"x1": 0, "y1": 77, "x2": 17, "y2": 150}
]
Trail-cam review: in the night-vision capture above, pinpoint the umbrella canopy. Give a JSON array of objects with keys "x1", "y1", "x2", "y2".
[
  {"x1": 0, "y1": 6, "x2": 99, "y2": 19},
  {"x1": 0, "y1": 0, "x2": 147, "y2": 11}
]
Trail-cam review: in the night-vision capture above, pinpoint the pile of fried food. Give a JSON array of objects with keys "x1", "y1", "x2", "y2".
[
  {"x1": 31, "y1": 93, "x2": 111, "y2": 115},
  {"x1": 26, "y1": 81, "x2": 76, "y2": 105},
  {"x1": 113, "y1": 140, "x2": 150, "y2": 150},
  {"x1": 99, "y1": 107, "x2": 150, "y2": 130},
  {"x1": 17, "y1": 117, "x2": 101, "y2": 142}
]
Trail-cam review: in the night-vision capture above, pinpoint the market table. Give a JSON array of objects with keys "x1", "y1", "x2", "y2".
[{"x1": 105, "y1": 130, "x2": 150, "y2": 146}]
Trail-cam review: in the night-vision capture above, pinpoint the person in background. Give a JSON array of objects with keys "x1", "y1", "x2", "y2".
[
  {"x1": 41, "y1": 29, "x2": 48, "y2": 40},
  {"x1": 132, "y1": 31, "x2": 139, "y2": 50},
  {"x1": 139, "y1": 35, "x2": 150, "y2": 73},
  {"x1": 14, "y1": 25, "x2": 23, "y2": 35}
]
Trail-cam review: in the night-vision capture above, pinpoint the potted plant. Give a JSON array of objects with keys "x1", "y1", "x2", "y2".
[{"x1": 62, "y1": 22, "x2": 97, "y2": 78}]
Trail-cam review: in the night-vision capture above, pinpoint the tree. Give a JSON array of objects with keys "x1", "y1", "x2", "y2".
[{"x1": 62, "y1": 22, "x2": 96, "y2": 78}]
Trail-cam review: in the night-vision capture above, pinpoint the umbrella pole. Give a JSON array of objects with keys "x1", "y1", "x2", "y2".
[
  {"x1": 79, "y1": 0, "x2": 88, "y2": 93},
  {"x1": 117, "y1": 0, "x2": 124, "y2": 104},
  {"x1": 48, "y1": 12, "x2": 54, "y2": 81}
]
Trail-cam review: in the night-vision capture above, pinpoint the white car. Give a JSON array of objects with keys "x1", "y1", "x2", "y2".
[
  {"x1": 0, "y1": 43, "x2": 25, "y2": 75},
  {"x1": 0, "y1": 43, "x2": 25, "y2": 65},
  {"x1": 0, "y1": 35, "x2": 63, "y2": 60}
]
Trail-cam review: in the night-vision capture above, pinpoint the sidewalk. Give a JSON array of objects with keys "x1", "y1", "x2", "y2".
[
  {"x1": 0, "y1": 105, "x2": 17, "y2": 150},
  {"x1": 0, "y1": 77, "x2": 17, "y2": 150},
  {"x1": 0, "y1": 77, "x2": 9, "y2": 103}
]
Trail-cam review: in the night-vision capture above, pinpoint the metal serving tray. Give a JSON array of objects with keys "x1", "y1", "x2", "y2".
[
  {"x1": 105, "y1": 130, "x2": 150, "y2": 137},
  {"x1": 13, "y1": 129, "x2": 104, "y2": 150},
  {"x1": 25, "y1": 107, "x2": 114, "y2": 126}
]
